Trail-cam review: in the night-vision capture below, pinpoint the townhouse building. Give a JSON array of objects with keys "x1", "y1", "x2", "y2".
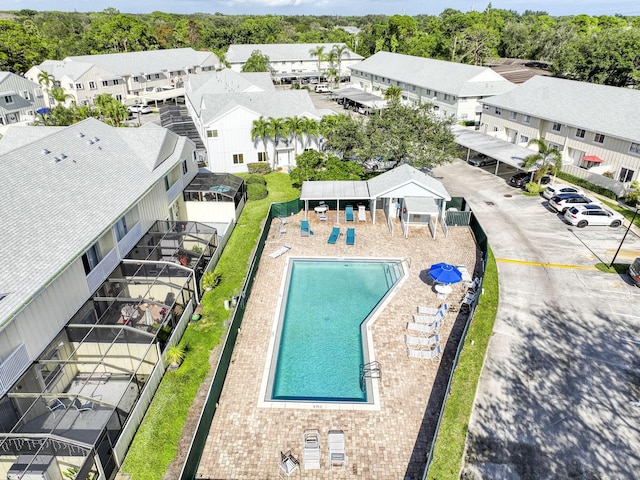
[
  {"x1": 0, "y1": 72, "x2": 48, "y2": 126},
  {"x1": 480, "y1": 75, "x2": 640, "y2": 183},
  {"x1": 349, "y1": 51, "x2": 516, "y2": 123},
  {"x1": 0, "y1": 118, "x2": 233, "y2": 479},
  {"x1": 185, "y1": 69, "x2": 321, "y2": 173}
]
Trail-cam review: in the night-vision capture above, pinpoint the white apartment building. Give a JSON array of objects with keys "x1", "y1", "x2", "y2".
[
  {"x1": 0, "y1": 72, "x2": 48, "y2": 126},
  {"x1": 480, "y1": 75, "x2": 640, "y2": 183},
  {"x1": 349, "y1": 51, "x2": 516, "y2": 123}
]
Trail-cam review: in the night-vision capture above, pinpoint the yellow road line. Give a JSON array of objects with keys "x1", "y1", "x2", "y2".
[{"x1": 495, "y1": 258, "x2": 598, "y2": 270}]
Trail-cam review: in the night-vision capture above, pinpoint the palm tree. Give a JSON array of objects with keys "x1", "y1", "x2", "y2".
[
  {"x1": 323, "y1": 49, "x2": 338, "y2": 87},
  {"x1": 384, "y1": 85, "x2": 402, "y2": 101},
  {"x1": 301, "y1": 117, "x2": 320, "y2": 150},
  {"x1": 50, "y1": 86, "x2": 74, "y2": 106},
  {"x1": 309, "y1": 45, "x2": 325, "y2": 83},
  {"x1": 251, "y1": 116, "x2": 271, "y2": 164},
  {"x1": 268, "y1": 117, "x2": 287, "y2": 169},
  {"x1": 522, "y1": 138, "x2": 563, "y2": 186},
  {"x1": 37, "y1": 70, "x2": 56, "y2": 106},
  {"x1": 331, "y1": 44, "x2": 349, "y2": 84},
  {"x1": 284, "y1": 116, "x2": 304, "y2": 156}
]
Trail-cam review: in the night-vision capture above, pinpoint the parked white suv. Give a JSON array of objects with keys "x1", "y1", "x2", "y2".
[
  {"x1": 563, "y1": 204, "x2": 624, "y2": 228},
  {"x1": 542, "y1": 184, "x2": 584, "y2": 200},
  {"x1": 548, "y1": 193, "x2": 597, "y2": 213},
  {"x1": 314, "y1": 84, "x2": 330, "y2": 93}
]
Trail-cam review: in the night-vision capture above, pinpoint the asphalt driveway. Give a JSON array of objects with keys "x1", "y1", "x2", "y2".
[{"x1": 432, "y1": 160, "x2": 640, "y2": 479}]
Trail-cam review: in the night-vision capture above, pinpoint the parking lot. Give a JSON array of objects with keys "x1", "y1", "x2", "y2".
[{"x1": 432, "y1": 160, "x2": 640, "y2": 479}]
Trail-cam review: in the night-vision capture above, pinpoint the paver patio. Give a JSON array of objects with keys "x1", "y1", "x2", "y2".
[{"x1": 196, "y1": 208, "x2": 480, "y2": 479}]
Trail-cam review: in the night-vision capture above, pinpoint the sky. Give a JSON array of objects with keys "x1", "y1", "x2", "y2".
[{"x1": 3, "y1": 0, "x2": 640, "y2": 17}]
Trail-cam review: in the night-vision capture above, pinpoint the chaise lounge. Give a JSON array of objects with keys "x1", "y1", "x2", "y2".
[
  {"x1": 327, "y1": 227, "x2": 341, "y2": 244},
  {"x1": 346, "y1": 227, "x2": 355, "y2": 245}
]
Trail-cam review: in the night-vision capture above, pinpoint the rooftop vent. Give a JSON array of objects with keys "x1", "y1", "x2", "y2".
[
  {"x1": 41, "y1": 149, "x2": 50, "y2": 155},
  {"x1": 77, "y1": 132, "x2": 85, "y2": 138},
  {"x1": 87, "y1": 140, "x2": 94, "y2": 145},
  {"x1": 53, "y1": 157, "x2": 62, "y2": 163},
  {"x1": 60, "y1": 153, "x2": 67, "y2": 160},
  {"x1": 93, "y1": 137, "x2": 100, "y2": 142}
]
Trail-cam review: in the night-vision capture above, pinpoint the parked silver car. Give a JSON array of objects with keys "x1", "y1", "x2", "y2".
[
  {"x1": 563, "y1": 204, "x2": 624, "y2": 228},
  {"x1": 542, "y1": 184, "x2": 584, "y2": 200}
]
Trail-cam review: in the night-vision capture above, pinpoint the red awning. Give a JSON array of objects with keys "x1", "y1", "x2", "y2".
[{"x1": 583, "y1": 155, "x2": 603, "y2": 163}]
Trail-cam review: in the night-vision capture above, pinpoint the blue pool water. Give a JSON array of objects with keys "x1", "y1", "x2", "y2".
[{"x1": 270, "y1": 259, "x2": 401, "y2": 402}]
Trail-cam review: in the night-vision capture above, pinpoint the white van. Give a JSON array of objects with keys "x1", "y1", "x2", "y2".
[{"x1": 315, "y1": 84, "x2": 330, "y2": 93}]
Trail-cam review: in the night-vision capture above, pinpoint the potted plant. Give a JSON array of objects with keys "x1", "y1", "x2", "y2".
[
  {"x1": 165, "y1": 344, "x2": 185, "y2": 371},
  {"x1": 202, "y1": 271, "x2": 221, "y2": 291}
]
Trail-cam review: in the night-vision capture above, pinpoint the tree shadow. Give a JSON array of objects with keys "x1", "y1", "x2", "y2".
[{"x1": 464, "y1": 302, "x2": 640, "y2": 479}]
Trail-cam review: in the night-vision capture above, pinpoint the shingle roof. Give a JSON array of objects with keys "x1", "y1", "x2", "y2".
[
  {"x1": 199, "y1": 90, "x2": 321, "y2": 125},
  {"x1": 186, "y1": 70, "x2": 274, "y2": 111},
  {"x1": 37, "y1": 60, "x2": 95, "y2": 81},
  {"x1": 67, "y1": 48, "x2": 219, "y2": 76},
  {"x1": 225, "y1": 43, "x2": 363, "y2": 63},
  {"x1": 367, "y1": 164, "x2": 451, "y2": 200},
  {"x1": 350, "y1": 51, "x2": 516, "y2": 98},
  {"x1": 0, "y1": 118, "x2": 188, "y2": 328},
  {"x1": 481, "y1": 75, "x2": 640, "y2": 142}
]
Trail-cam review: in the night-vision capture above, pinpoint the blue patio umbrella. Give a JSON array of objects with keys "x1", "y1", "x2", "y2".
[
  {"x1": 36, "y1": 107, "x2": 50, "y2": 115},
  {"x1": 429, "y1": 262, "x2": 462, "y2": 284}
]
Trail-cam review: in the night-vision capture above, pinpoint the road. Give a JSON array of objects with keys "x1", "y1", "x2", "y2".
[{"x1": 432, "y1": 160, "x2": 640, "y2": 479}]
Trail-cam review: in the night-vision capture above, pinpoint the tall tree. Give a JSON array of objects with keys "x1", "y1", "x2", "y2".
[
  {"x1": 268, "y1": 116, "x2": 288, "y2": 169},
  {"x1": 522, "y1": 138, "x2": 563, "y2": 185},
  {"x1": 300, "y1": 117, "x2": 320, "y2": 150},
  {"x1": 242, "y1": 50, "x2": 273, "y2": 73},
  {"x1": 331, "y1": 44, "x2": 348, "y2": 83},
  {"x1": 284, "y1": 116, "x2": 304, "y2": 156},
  {"x1": 309, "y1": 45, "x2": 325, "y2": 83},
  {"x1": 251, "y1": 116, "x2": 271, "y2": 164}
]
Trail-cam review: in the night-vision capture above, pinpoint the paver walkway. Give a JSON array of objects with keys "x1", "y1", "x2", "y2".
[{"x1": 195, "y1": 209, "x2": 479, "y2": 479}]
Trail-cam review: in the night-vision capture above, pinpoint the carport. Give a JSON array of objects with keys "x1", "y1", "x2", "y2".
[
  {"x1": 332, "y1": 87, "x2": 387, "y2": 112},
  {"x1": 452, "y1": 125, "x2": 536, "y2": 174}
]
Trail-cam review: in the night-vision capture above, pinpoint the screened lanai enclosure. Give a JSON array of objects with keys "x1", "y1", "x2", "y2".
[{"x1": 0, "y1": 220, "x2": 218, "y2": 480}]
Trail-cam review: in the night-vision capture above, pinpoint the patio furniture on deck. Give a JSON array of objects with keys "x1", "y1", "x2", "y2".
[
  {"x1": 358, "y1": 205, "x2": 366, "y2": 222},
  {"x1": 417, "y1": 304, "x2": 449, "y2": 316},
  {"x1": 72, "y1": 398, "x2": 94, "y2": 412},
  {"x1": 412, "y1": 310, "x2": 444, "y2": 325},
  {"x1": 405, "y1": 334, "x2": 440, "y2": 347},
  {"x1": 328, "y1": 429, "x2": 346, "y2": 470},
  {"x1": 457, "y1": 265, "x2": 472, "y2": 283},
  {"x1": 327, "y1": 227, "x2": 341, "y2": 244},
  {"x1": 300, "y1": 220, "x2": 314, "y2": 237},
  {"x1": 302, "y1": 429, "x2": 321, "y2": 470},
  {"x1": 345, "y1": 205, "x2": 354, "y2": 222},
  {"x1": 47, "y1": 398, "x2": 66, "y2": 417},
  {"x1": 269, "y1": 245, "x2": 292, "y2": 259},
  {"x1": 407, "y1": 344, "x2": 443, "y2": 362},
  {"x1": 346, "y1": 227, "x2": 355, "y2": 245},
  {"x1": 407, "y1": 320, "x2": 441, "y2": 334},
  {"x1": 278, "y1": 450, "x2": 300, "y2": 478}
]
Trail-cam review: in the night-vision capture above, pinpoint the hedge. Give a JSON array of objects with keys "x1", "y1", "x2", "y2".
[
  {"x1": 247, "y1": 183, "x2": 268, "y2": 200},
  {"x1": 556, "y1": 171, "x2": 618, "y2": 199}
]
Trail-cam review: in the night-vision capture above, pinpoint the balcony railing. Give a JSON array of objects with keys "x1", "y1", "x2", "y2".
[
  {"x1": 86, "y1": 248, "x2": 119, "y2": 293},
  {"x1": 166, "y1": 178, "x2": 182, "y2": 204},
  {"x1": 117, "y1": 221, "x2": 143, "y2": 258},
  {"x1": 0, "y1": 344, "x2": 30, "y2": 396}
]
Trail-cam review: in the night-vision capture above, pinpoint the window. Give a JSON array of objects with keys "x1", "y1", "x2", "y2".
[
  {"x1": 89, "y1": 81, "x2": 96, "y2": 90},
  {"x1": 182, "y1": 159, "x2": 188, "y2": 175},
  {"x1": 4, "y1": 95, "x2": 13, "y2": 105},
  {"x1": 75, "y1": 83, "x2": 83, "y2": 90},
  {"x1": 154, "y1": 74, "x2": 160, "y2": 80},
  {"x1": 444, "y1": 94, "x2": 453, "y2": 101},
  {"x1": 133, "y1": 76, "x2": 141, "y2": 82},
  {"x1": 207, "y1": 129, "x2": 218, "y2": 138},
  {"x1": 619, "y1": 167, "x2": 634, "y2": 183},
  {"x1": 594, "y1": 133, "x2": 605, "y2": 144},
  {"x1": 82, "y1": 244, "x2": 102, "y2": 274},
  {"x1": 233, "y1": 153, "x2": 244, "y2": 164},
  {"x1": 522, "y1": 115, "x2": 531, "y2": 124},
  {"x1": 576, "y1": 129, "x2": 586, "y2": 138},
  {"x1": 258, "y1": 152, "x2": 267, "y2": 162},
  {"x1": 146, "y1": 74, "x2": 152, "y2": 81},
  {"x1": 114, "y1": 216, "x2": 128, "y2": 241},
  {"x1": 630, "y1": 143, "x2": 640, "y2": 155},
  {"x1": 115, "y1": 94, "x2": 122, "y2": 102},
  {"x1": 495, "y1": 107, "x2": 502, "y2": 115},
  {"x1": 509, "y1": 111, "x2": 518, "y2": 120},
  {"x1": 425, "y1": 89, "x2": 431, "y2": 96},
  {"x1": 21, "y1": 90, "x2": 30, "y2": 100},
  {"x1": 38, "y1": 347, "x2": 63, "y2": 388},
  {"x1": 113, "y1": 79, "x2": 120, "y2": 85},
  {"x1": 164, "y1": 176, "x2": 170, "y2": 191},
  {"x1": 101, "y1": 80, "x2": 108, "y2": 87},
  {"x1": 552, "y1": 122, "x2": 562, "y2": 132},
  {"x1": 520, "y1": 135, "x2": 529, "y2": 143}
]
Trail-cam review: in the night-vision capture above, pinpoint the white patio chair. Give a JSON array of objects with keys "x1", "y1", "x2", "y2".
[
  {"x1": 328, "y1": 429, "x2": 346, "y2": 470},
  {"x1": 412, "y1": 310, "x2": 444, "y2": 325},
  {"x1": 278, "y1": 450, "x2": 300, "y2": 478},
  {"x1": 405, "y1": 334, "x2": 440, "y2": 347},
  {"x1": 417, "y1": 304, "x2": 449, "y2": 316},
  {"x1": 302, "y1": 429, "x2": 321, "y2": 470},
  {"x1": 407, "y1": 320, "x2": 441, "y2": 334},
  {"x1": 407, "y1": 344, "x2": 443, "y2": 362}
]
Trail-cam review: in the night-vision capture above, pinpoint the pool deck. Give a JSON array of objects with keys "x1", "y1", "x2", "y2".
[{"x1": 196, "y1": 209, "x2": 480, "y2": 479}]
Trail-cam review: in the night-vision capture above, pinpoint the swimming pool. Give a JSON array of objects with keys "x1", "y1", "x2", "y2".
[{"x1": 263, "y1": 258, "x2": 404, "y2": 406}]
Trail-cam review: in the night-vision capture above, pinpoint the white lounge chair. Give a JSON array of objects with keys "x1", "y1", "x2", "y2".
[
  {"x1": 407, "y1": 344, "x2": 443, "y2": 362},
  {"x1": 417, "y1": 304, "x2": 449, "y2": 316},
  {"x1": 302, "y1": 429, "x2": 321, "y2": 470},
  {"x1": 358, "y1": 205, "x2": 366, "y2": 222},
  {"x1": 412, "y1": 310, "x2": 444, "y2": 325},
  {"x1": 328, "y1": 429, "x2": 346, "y2": 470},
  {"x1": 269, "y1": 245, "x2": 291, "y2": 259},
  {"x1": 457, "y1": 265, "x2": 472, "y2": 283},
  {"x1": 461, "y1": 289, "x2": 478, "y2": 311},
  {"x1": 278, "y1": 450, "x2": 300, "y2": 478},
  {"x1": 407, "y1": 320, "x2": 441, "y2": 334},
  {"x1": 405, "y1": 334, "x2": 440, "y2": 347}
]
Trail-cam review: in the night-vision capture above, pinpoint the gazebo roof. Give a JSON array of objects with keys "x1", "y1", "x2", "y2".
[{"x1": 300, "y1": 180, "x2": 370, "y2": 200}]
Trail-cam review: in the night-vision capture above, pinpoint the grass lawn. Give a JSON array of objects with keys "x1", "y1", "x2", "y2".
[
  {"x1": 427, "y1": 248, "x2": 499, "y2": 479},
  {"x1": 121, "y1": 172, "x2": 299, "y2": 480}
]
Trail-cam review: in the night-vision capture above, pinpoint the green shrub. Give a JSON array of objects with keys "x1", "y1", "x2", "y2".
[
  {"x1": 245, "y1": 174, "x2": 267, "y2": 185},
  {"x1": 247, "y1": 183, "x2": 268, "y2": 200},
  {"x1": 525, "y1": 181, "x2": 545, "y2": 194},
  {"x1": 625, "y1": 190, "x2": 639, "y2": 206},
  {"x1": 556, "y1": 171, "x2": 618, "y2": 200},
  {"x1": 247, "y1": 162, "x2": 272, "y2": 175}
]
